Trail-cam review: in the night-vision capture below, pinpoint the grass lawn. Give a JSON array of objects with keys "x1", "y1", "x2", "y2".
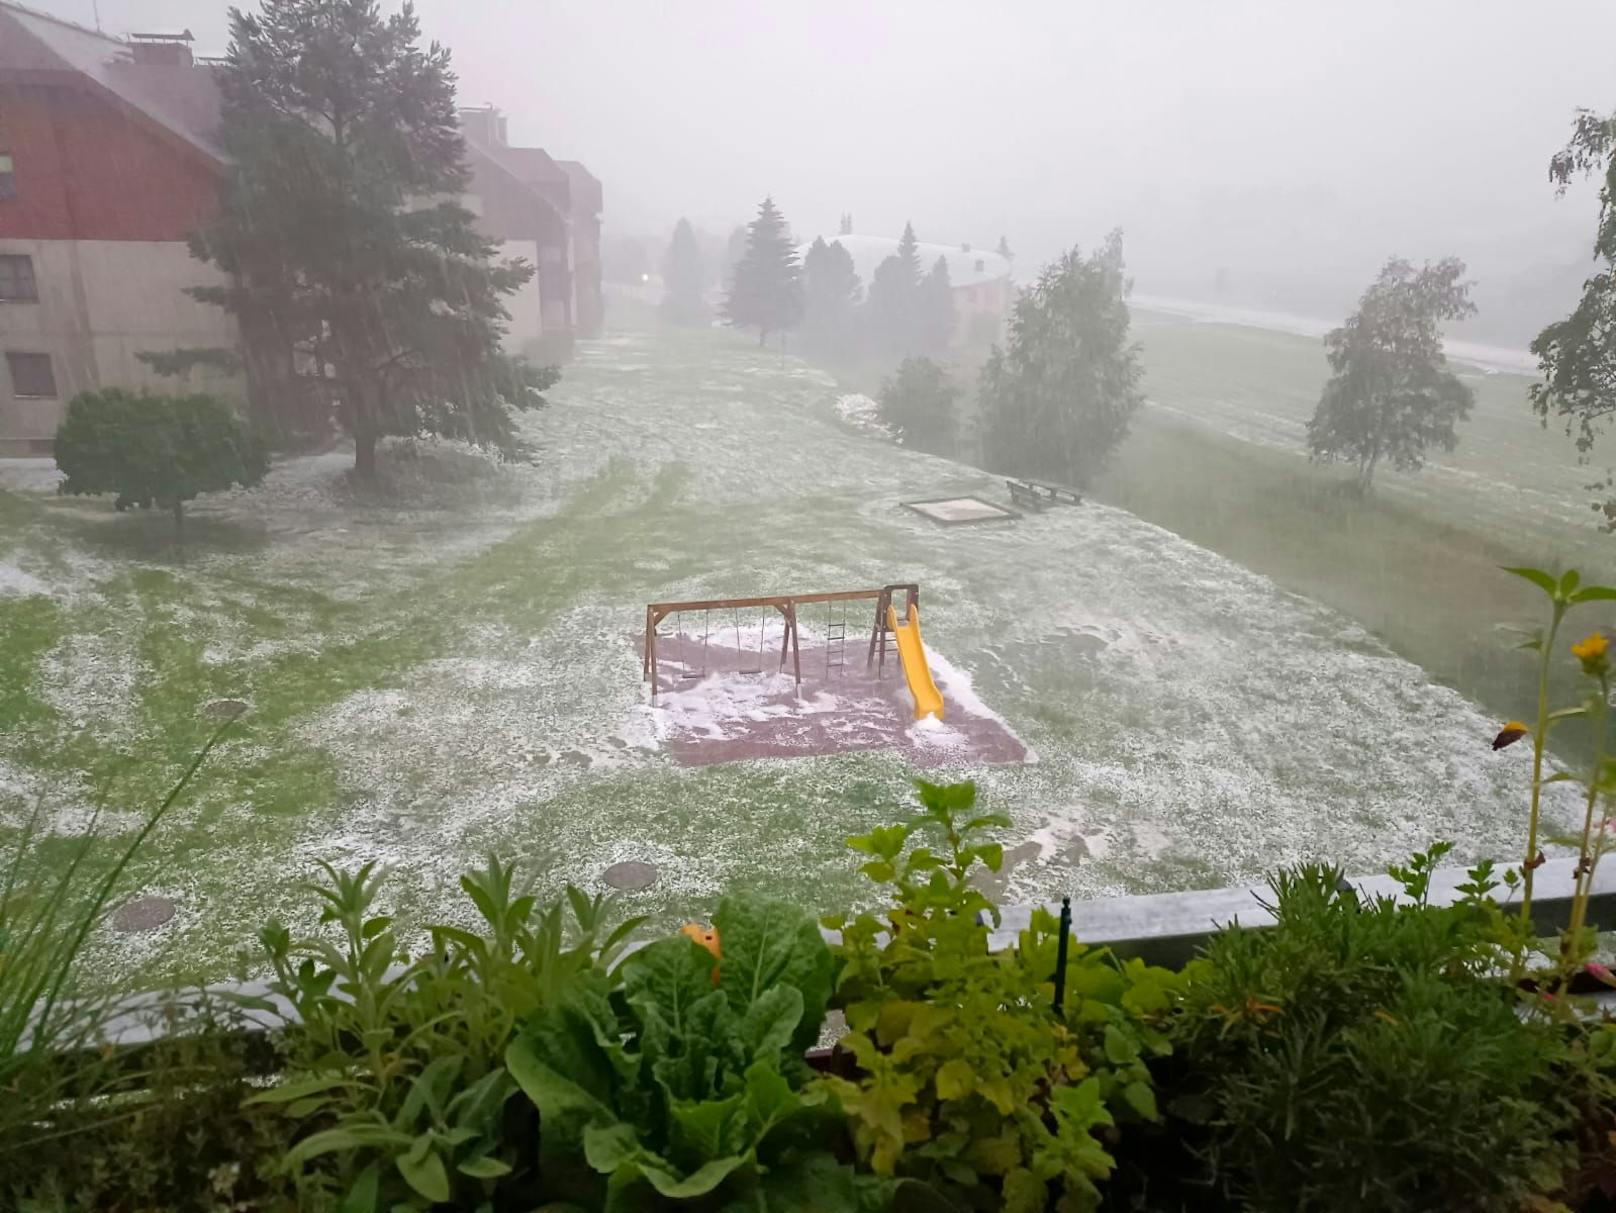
[
  {"x1": 0, "y1": 313, "x2": 1580, "y2": 988},
  {"x1": 1104, "y1": 309, "x2": 1616, "y2": 753}
]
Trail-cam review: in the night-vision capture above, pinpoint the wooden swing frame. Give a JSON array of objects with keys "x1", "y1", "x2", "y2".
[{"x1": 642, "y1": 586, "x2": 919, "y2": 702}]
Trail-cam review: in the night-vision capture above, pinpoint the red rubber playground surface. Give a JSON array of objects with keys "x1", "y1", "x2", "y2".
[{"x1": 640, "y1": 627, "x2": 1028, "y2": 768}]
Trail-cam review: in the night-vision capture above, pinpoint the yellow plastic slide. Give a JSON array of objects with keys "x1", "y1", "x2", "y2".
[{"x1": 887, "y1": 603, "x2": 944, "y2": 720}]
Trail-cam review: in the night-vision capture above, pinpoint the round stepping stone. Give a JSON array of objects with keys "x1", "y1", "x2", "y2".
[
  {"x1": 113, "y1": 895, "x2": 175, "y2": 933},
  {"x1": 201, "y1": 698, "x2": 249, "y2": 721},
  {"x1": 602, "y1": 861, "x2": 659, "y2": 891}
]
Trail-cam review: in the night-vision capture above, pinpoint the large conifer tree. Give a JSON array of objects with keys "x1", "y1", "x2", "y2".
[
  {"x1": 661, "y1": 217, "x2": 708, "y2": 325},
  {"x1": 866, "y1": 221, "x2": 924, "y2": 355},
  {"x1": 800, "y1": 237, "x2": 861, "y2": 358},
  {"x1": 722, "y1": 196, "x2": 802, "y2": 346},
  {"x1": 187, "y1": 0, "x2": 547, "y2": 478}
]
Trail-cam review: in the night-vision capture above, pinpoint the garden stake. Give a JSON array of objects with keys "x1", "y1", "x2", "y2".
[{"x1": 1052, "y1": 896, "x2": 1072, "y2": 1012}]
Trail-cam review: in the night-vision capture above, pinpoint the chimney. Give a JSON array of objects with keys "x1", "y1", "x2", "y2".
[
  {"x1": 458, "y1": 105, "x2": 506, "y2": 148},
  {"x1": 129, "y1": 29, "x2": 195, "y2": 67}
]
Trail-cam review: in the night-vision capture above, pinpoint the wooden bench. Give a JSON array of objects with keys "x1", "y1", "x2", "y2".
[
  {"x1": 1025, "y1": 478, "x2": 1083, "y2": 506},
  {"x1": 1006, "y1": 479, "x2": 1045, "y2": 512}
]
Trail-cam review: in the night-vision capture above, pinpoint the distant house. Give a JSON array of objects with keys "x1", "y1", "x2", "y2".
[
  {"x1": 458, "y1": 106, "x2": 605, "y2": 356},
  {"x1": 0, "y1": 3, "x2": 238, "y2": 454},
  {"x1": 798, "y1": 233, "x2": 1014, "y2": 348}
]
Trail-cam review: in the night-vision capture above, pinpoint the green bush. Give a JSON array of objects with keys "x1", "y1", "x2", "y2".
[
  {"x1": 506, "y1": 893, "x2": 881, "y2": 1211},
  {"x1": 246, "y1": 857, "x2": 641, "y2": 1211},
  {"x1": 877, "y1": 357, "x2": 960, "y2": 458},
  {"x1": 54, "y1": 388, "x2": 267, "y2": 526},
  {"x1": 1165, "y1": 859, "x2": 1584, "y2": 1213},
  {"x1": 822, "y1": 779, "x2": 1181, "y2": 1212}
]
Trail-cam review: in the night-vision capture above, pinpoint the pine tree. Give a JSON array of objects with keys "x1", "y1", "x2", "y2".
[
  {"x1": 866, "y1": 222, "x2": 924, "y2": 355},
  {"x1": 1307, "y1": 257, "x2": 1476, "y2": 493},
  {"x1": 721, "y1": 196, "x2": 803, "y2": 346},
  {"x1": 839, "y1": 213, "x2": 854, "y2": 236},
  {"x1": 801, "y1": 237, "x2": 862, "y2": 358},
  {"x1": 919, "y1": 255, "x2": 955, "y2": 354},
  {"x1": 185, "y1": 0, "x2": 547, "y2": 479},
  {"x1": 980, "y1": 232, "x2": 1144, "y2": 487},
  {"x1": 661, "y1": 218, "x2": 708, "y2": 325},
  {"x1": 996, "y1": 235, "x2": 1013, "y2": 261},
  {"x1": 896, "y1": 222, "x2": 922, "y2": 282}
]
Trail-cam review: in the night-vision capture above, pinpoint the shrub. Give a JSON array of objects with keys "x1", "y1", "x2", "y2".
[
  {"x1": 506, "y1": 892, "x2": 884, "y2": 1210},
  {"x1": 1167, "y1": 860, "x2": 1582, "y2": 1213},
  {"x1": 878, "y1": 357, "x2": 960, "y2": 458},
  {"x1": 821, "y1": 779, "x2": 1181, "y2": 1212},
  {"x1": 246, "y1": 857, "x2": 642, "y2": 1211},
  {"x1": 0, "y1": 733, "x2": 234, "y2": 1207},
  {"x1": 54, "y1": 388, "x2": 267, "y2": 527}
]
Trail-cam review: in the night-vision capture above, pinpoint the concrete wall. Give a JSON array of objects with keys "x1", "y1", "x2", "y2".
[
  {"x1": 497, "y1": 237, "x2": 544, "y2": 356},
  {"x1": 0, "y1": 237, "x2": 240, "y2": 451}
]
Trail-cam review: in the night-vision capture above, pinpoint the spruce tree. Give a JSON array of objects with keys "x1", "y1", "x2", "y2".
[
  {"x1": 919, "y1": 255, "x2": 955, "y2": 354},
  {"x1": 186, "y1": 0, "x2": 547, "y2": 479},
  {"x1": 996, "y1": 235, "x2": 1013, "y2": 261},
  {"x1": 801, "y1": 237, "x2": 862, "y2": 359},
  {"x1": 896, "y1": 222, "x2": 922, "y2": 282},
  {"x1": 839, "y1": 213, "x2": 854, "y2": 236},
  {"x1": 721, "y1": 196, "x2": 803, "y2": 346},
  {"x1": 866, "y1": 221, "x2": 924, "y2": 355},
  {"x1": 661, "y1": 217, "x2": 708, "y2": 325}
]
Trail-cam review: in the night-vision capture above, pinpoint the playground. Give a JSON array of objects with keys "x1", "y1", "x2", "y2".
[
  {"x1": 642, "y1": 586, "x2": 1027, "y2": 766},
  {"x1": 0, "y1": 317, "x2": 1583, "y2": 987}
]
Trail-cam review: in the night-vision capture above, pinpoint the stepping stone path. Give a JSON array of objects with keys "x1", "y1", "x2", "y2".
[
  {"x1": 602, "y1": 861, "x2": 658, "y2": 891},
  {"x1": 201, "y1": 698, "x2": 249, "y2": 721},
  {"x1": 113, "y1": 895, "x2": 175, "y2": 933}
]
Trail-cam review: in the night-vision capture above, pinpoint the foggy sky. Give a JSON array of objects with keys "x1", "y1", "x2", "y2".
[{"x1": 38, "y1": 0, "x2": 1616, "y2": 330}]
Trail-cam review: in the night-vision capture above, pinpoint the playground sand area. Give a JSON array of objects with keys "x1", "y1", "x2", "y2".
[{"x1": 644, "y1": 620, "x2": 1028, "y2": 767}]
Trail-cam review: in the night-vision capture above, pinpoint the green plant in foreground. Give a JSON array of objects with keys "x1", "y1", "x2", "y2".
[
  {"x1": 0, "y1": 727, "x2": 228, "y2": 1180},
  {"x1": 1499, "y1": 566, "x2": 1616, "y2": 986},
  {"x1": 249, "y1": 856, "x2": 643, "y2": 1211},
  {"x1": 507, "y1": 892, "x2": 875, "y2": 1211},
  {"x1": 822, "y1": 779, "x2": 1179, "y2": 1213},
  {"x1": 1171, "y1": 862, "x2": 1582, "y2": 1213}
]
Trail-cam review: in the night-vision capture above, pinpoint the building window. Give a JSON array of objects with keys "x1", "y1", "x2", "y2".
[
  {"x1": 6, "y1": 351, "x2": 57, "y2": 398},
  {"x1": 0, "y1": 153, "x2": 14, "y2": 201},
  {"x1": 0, "y1": 254, "x2": 37, "y2": 301},
  {"x1": 974, "y1": 258, "x2": 985, "y2": 273}
]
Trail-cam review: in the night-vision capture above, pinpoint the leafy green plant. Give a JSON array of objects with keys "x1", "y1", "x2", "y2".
[
  {"x1": 1169, "y1": 861, "x2": 1581, "y2": 1213},
  {"x1": 0, "y1": 728, "x2": 228, "y2": 1195},
  {"x1": 821, "y1": 779, "x2": 1180, "y2": 1212},
  {"x1": 506, "y1": 893, "x2": 878, "y2": 1211},
  {"x1": 249, "y1": 856, "x2": 642, "y2": 1210},
  {"x1": 54, "y1": 388, "x2": 268, "y2": 528},
  {"x1": 1498, "y1": 565, "x2": 1616, "y2": 987}
]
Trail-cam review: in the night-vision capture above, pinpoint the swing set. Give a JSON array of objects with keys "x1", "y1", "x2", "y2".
[{"x1": 642, "y1": 585, "x2": 921, "y2": 703}]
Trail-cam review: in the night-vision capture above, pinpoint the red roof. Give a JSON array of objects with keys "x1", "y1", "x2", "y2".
[{"x1": 0, "y1": 2, "x2": 224, "y2": 162}]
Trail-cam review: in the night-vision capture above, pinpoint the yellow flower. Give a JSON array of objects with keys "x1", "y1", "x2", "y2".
[
  {"x1": 1492, "y1": 721, "x2": 1530, "y2": 750},
  {"x1": 1572, "y1": 631, "x2": 1609, "y2": 662}
]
